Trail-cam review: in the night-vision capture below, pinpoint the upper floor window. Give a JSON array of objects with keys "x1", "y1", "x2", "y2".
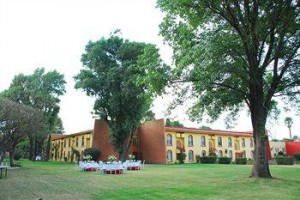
[
  {"x1": 82, "y1": 136, "x2": 85, "y2": 146},
  {"x1": 228, "y1": 137, "x2": 232, "y2": 147},
  {"x1": 167, "y1": 150, "x2": 172, "y2": 161},
  {"x1": 76, "y1": 137, "x2": 78, "y2": 147},
  {"x1": 241, "y1": 138, "x2": 246, "y2": 147},
  {"x1": 188, "y1": 150, "x2": 194, "y2": 161},
  {"x1": 166, "y1": 134, "x2": 172, "y2": 146},
  {"x1": 68, "y1": 139, "x2": 71, "y2": 147},
  {"x1": 64, "y1": 139, "x2": 66, "y2": 147},
  {"x1": 250, "y1": 138, "x2": 254, "y2": 147},
  {"x1": 201, "y1": 136, "x2": 206, "y2": 146},
  {"x1": 217, "y1": 137, "x2": 222, "y2": 146},
  {"x1": 188, "y1": 135, "x2": 193, "y2": 146}
]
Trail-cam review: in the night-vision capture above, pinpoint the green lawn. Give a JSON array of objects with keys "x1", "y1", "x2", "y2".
[{"x1": 1, "y1": 160, "x2": 299, "y2": 200}]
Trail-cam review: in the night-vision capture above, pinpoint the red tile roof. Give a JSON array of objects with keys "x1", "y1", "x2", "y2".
[
  {"x1": 165, "y1": 126, "x2": 253, "y2": 137},
  {"x1": 51, "y1": 129, "x2": 93, "y2": 140}
]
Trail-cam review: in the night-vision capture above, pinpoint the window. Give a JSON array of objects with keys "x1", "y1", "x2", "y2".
[
  {"x1": 242, "y1": 138, "x2": 245, "y2": 147},
  {"x1": 68, "y1": 139, "x2": 71, "y2": 147},
  {"x1": 76, "y1": 137, "x2": 78, "y2": 147},
  {"x1": 188, "y1": 150, "x2": 194, "y2": 161},
  {"x1": 250, "y1": 150, "x2": 254, "y2": 159},
  {"x1": 188, "y1": 135, "x2": 193, "y2": 146},
  {"x1": 228, "y1": 150, "x2": 233, "y2": 158},
  {"x1": 167, "y1": 150, "x2": 172, "y2": 161},
  {"x1": 82, "y1": 136, "x2": 85, "y2": 147},
  {"x1": 201, "y1": 136, "x2": 206, "y2": 146},
  {"x1": 201, "y1": 150, "x2": 206, "y2": 157},
  {"x1": 243, "y1": 150, "x2": 246, "y2": 158},
  {"x1": 217, "y1": 137, "x2": 222, "y2": 146},
  {"x1": 64, "y1": 139, "x2": 66, "y2": 147},
  {"x1": 218, "y1": 150, "x2": 223, "y2": 157},
  {"x1": 228, "y1": 137, "x2": 232, "y2": 147},
  {"x1": 250, "y1": 138, "x2": 254, "y2": 147},
  {"x1": 166, "y1": 134, "x2": 172, "y2": 146}
]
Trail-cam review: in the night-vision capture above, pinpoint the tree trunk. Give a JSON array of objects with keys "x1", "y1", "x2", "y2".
[
  {"x1": 45, "y1": 134, "x2": 51, "y2": 161},
  {"x1": 249, "y1": 75, "x2": 272, "y2": 178},
  {"x1": 29, "y1": 136, "x2": 35, "y2": 161},
  {"x1": 9, "y1": 147, "x2": 16, "y2": 167}
]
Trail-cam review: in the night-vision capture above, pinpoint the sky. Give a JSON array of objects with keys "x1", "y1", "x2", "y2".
[{"x1": 0, "y1": 0, "x2": 299, "y2": 139}]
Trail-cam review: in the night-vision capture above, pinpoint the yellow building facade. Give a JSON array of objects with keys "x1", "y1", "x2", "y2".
[
  {"x1": 51, "y1": 130, "x2": 93, "y2": 162},
  {"x1": 164, "y1": 127, "x2": 254, "y2": 163}
]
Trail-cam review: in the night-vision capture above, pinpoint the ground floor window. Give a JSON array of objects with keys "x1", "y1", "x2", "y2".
[
  {"x1": 188, "y1": 150, "x2": 194, "y2": 161},
  {"x1": 228, "y1": 150, "x2": 233, "y2": 158},
  {"x1": 218, "y1": 150, "x2": 223, "y2": 157},
  {"x1": 201, "y1": 150, "x2": 206, "y2": 157},
  {"x1": 167, "y1": 150, "x2": 172, "y2": 161}
]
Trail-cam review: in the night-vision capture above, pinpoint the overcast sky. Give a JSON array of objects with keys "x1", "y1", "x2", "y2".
[{"x1": 0, "y1": 0, "x2": 299, "y2": 139}]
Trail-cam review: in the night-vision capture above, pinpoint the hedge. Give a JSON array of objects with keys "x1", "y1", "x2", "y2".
[
  {"x1": 275, "y1": 157, "x2": 294, "y2": 165},
  {"x1": 200, "y1": 156, "x2": 217, "y2": 164},
  {"x1": 218, "y1": 157, "x2": 232, "y2": 164},
  {"x1": 294, "y1": 153, "x2": 300, "y2": 161},
  {"x1": 235, "y1": 157, "x2": 247, "y2": 165}
]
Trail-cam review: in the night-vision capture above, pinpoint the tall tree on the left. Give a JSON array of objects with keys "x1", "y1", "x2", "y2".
[
  {"x1": 0, "y1": 98, "x2": 45, "y2": 166},
  {"x1": 1, "y1": 68, "x2": 66, "y2": 161}
]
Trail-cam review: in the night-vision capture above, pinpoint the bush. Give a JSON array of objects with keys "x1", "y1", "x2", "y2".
[
  {"x1": 177, "y1": 153, "x2": 186, "y2": 164},
  {"x1": 196, "y1": 155, "x2": 201, "y2": 163},
  {"x1": 294, "y1": 153, "x2": 300, "y2": 161},
  {"x1": 218, "y1": 157, "x2": 232, "y2": 164},
  {"x1": 235, "y1": 158, "x2": 247, "y2": 165},
  {"x1": 83, "y1": 148, "x2": 101, "y2": 161},
  {"x1": 200, "y1": 156, "x2": 217, "y2": 164},
  {"x1": 14, "y1": 149, "x2": 23, "y2": 161},
  {"x1": 275, "y1": 157, "x2": 294, "y2": 165}
]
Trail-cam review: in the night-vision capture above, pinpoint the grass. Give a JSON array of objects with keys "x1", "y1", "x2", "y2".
[{"x1": 0, "y1": 160, "x2": 300, "y2": 200}]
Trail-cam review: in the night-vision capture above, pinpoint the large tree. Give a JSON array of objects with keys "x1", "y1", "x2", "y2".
[
  {"x1": 74, "y1": 33, "x2": 169, "y2": 160},
  {"x1": 0, "y1": 98, "x2": 45, "y2": 166},
  {"x1": 1, "y1": 68, "x2": 66, "y2": 160},
  {"x1": 157, "y1": 1, "x2": 300, "y2": 178}
]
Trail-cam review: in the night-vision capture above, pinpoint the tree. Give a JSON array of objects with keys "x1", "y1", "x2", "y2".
[
  {"x1": 284, "y1": 117, "x2": 293, "y2": 139},
  {"x1": 1, "y1": 68, "x2": 66, "y2": 160},
  {"x1": 0, "y1": 98, "x2": 45, "y2": 166},
  {"x1": 74, "y1": 33, "x2": 169, "y2": 160},
  {"x1": 199, "y1": 126, "x2": 212, "y2": 130},
  {"x1": 165, "y1": 118, "x2": 184, "y2": 127},
  {"x1": 157, "y1": 1, "x2": 300, "y2": 178}
]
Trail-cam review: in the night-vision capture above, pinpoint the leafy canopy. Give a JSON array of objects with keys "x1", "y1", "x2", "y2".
[{"x1": 74, "y1": 33, "x2": 169, "y2": 158}]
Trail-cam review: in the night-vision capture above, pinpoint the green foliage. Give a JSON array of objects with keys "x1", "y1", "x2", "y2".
[
  {"x1": 275, "y1": 157, "x2": 294, "y2": 165},
  {"x1": 165, "y1": 118, "x2": 184, "y2": 127},
  {"x1": 177, "y1": 153, "x2": 186, "y2": 164},
  {"x1": 208, "y1": 148, "x2": 217, "y2": 156},
  {"x1": 235, "y1": 158, "x2": 247, "y2": 165},
  {"x1": 157, "y1": 0, "x2": 300, "y2": 178},
  {"x1": 71, "y1": 148, "x2": 80, "y2": 163},
  {"x1": 14, "y1": 149, "x2": 23, "y2": 161},
  {"x1": 218, "y1": 157, "x2": 232, "y2": 164},
  {"x1": 294, "y1": 153, "x2": 300, "y2": 161},
  {"x1": 200, "y1": 156, "x2": 217, "y2": 164},
  {"x1": 83, "y1": 148, "x2": 101, "y2": 161},
  {"x1": 74, "y1": 33, "x2": 169, "y2": 160},
  {"x1": 195, "y1": 155, "x2": 201, "y2": 163}
]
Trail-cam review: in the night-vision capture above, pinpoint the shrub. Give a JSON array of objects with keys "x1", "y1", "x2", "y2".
[
  {"x1": 195, "y1": 155, "x2": 201, "y2": 163},
  {"x1": 83, "y1": 148, "x2": 101, "y2": 161},
  {"x1": 235, "y1": 158, "x2": 247, "y2": 165},
  {"x1": 275, "y1": 157, "x2": 294, "y2": 165},
  {"x1": 200, "y1": 156, "x2": 217, "y2": 164},
  {"x1": 177, "y1": 153, "x2": 187, "y2": 164},
  {"x1": 218, "y1": 157, "x2": 232, "y2": 164},
  {"x1": 294, "y1": 153, "x2": 300, "y2": 161},
  {"x1": 14, "y1": 149, "x2": 23, "y2": 161}
]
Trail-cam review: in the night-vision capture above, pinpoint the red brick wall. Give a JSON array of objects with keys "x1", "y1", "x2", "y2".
[
  {"x1": 92, "y1": 119, "x2": 118, "y2": 161},
  {"x1": 138, "y1": 119, "x2": 166, "y2": 164}
]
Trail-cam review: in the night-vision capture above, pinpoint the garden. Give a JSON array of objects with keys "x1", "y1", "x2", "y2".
[{"x1": 0, "y1": 160, "x2": 299, "y2": 200}]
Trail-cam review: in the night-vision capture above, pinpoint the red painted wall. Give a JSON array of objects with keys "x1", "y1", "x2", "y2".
[
  {"x1": 138, "y1": 119, "x2": 166, "y2": 164},
  {"x1": 285, "y1": 142, "x2": 300, "y2": 156}
]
